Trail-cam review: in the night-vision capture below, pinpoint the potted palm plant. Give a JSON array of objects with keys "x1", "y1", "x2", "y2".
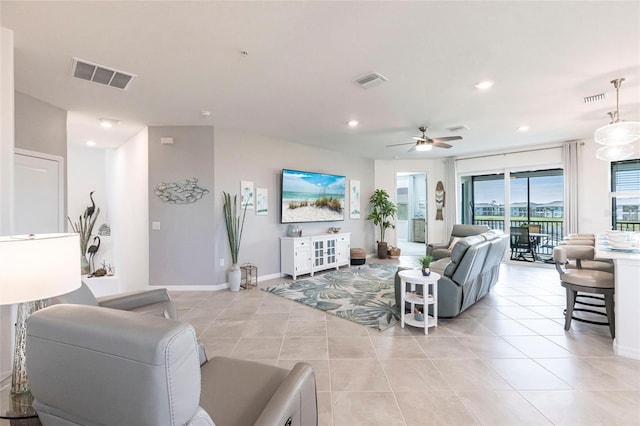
[
  {"x1": 223, "y1": 191, "x2": 248, "y2": 291},
  {"x1": 367, "y1": 189, "x2": 397, "y2": 258},
  {"x1": 418, "y1": 255, "x2": 433, "y2": 276}
]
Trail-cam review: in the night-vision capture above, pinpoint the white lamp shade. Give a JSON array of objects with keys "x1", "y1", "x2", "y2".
[
  {"x1": 594, "y1": 121, "x2": 640, "y2": 146},
  {"x1": 415, "y1": 143, "x2": 432, "y2": 152},
  {"x1": 595, "y1": 144, "x2": 635, "y2": 162},
  {"x1": 0, "y1": 233, "x2": 81, "y2": 304}
]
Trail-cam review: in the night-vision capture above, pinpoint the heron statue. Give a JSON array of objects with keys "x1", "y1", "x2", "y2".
[{"x1": 87, "y1": 236, "x2": 101, "y2": 273}]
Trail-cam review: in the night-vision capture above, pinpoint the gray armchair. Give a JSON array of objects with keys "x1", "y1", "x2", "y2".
[
  {"x1": 427, "y1": 224, "x2": 490, "y2": 260},
  {"x1": 52, "y1": 282, "x2": 177, "y2": 319},
  {"x1": 52, "y1": 282, "x2": 208, "y2": 365},
  {"x1": 26, "y1": 304, "x2": 318, "y2": 426}
]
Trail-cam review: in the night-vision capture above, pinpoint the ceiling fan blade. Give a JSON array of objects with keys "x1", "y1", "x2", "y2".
[
  {"x1": 431, "y1": 136, "x2": 462, "y2": 142},
  {"x1": 432, "y1": 141, "x2": 452, "y2": 149},
  {"x1": 386, "y1": 142, "x2": 416, "y2": 147},
  {"x1": 412, "y1": 136, "x2": 427, "y2": 141},
  {"x1": 407, "y1": 145, "x2": 417, "y2": 152}
]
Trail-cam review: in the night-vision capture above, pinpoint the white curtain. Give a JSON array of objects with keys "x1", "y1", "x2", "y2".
[
  {"x1": 563, "y1": 141, "x2": 579, "y2": 235},
  {"x1": 443, "y1": 158, "x2": 457, "y2": 235}
]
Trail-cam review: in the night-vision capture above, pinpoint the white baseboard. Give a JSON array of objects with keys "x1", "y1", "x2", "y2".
[
  {"x1": 260, "y1": 272, "x2": 283, "y2": 281},
  {"x1": 155, "y1": 272, "x2": 284, "y2": 292},
  {"x1": 160, "y1": 284, "x2": 228, "y2": 292}
]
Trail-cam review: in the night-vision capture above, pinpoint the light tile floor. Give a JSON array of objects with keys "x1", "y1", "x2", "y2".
[
  {"x1": 4, "y1": 260, "x2": 637, "y2": 426},
  {"x1": 169, "y1": 259, "x2": 640, "y2": 426}
]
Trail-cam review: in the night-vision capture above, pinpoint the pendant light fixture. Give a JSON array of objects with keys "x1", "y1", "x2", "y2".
[
  {"x1": 594, "y1": 78, "x2": 640, "y2": 146},
  {"x1": 595, "y1": 144, "x2": 635, "y2": 162}
]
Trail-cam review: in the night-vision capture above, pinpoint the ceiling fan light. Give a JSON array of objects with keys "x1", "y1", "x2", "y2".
[
  {"x1": 99, "y1": 117, "x2": 120, "y2": 128},
  {"x1": 594, "y1": 121, "x2": 640, "y2": 146},
  {"x1": 595, "y1": 144, "x2": 635, "y2": 162},
  {"x1": 415, "y1": 143, "x2": 432, "y2": 152},
  {"x1": 475, "y1": 80, "x2": 494, "y2": 90}
]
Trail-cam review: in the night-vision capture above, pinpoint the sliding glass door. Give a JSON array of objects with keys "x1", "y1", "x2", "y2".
[
  {"x1": 461, "y1": 168, "x2": 564, "y2": 260},
  {"x1": 509, "y1": 169, "x2": 564, "y2": 256}
]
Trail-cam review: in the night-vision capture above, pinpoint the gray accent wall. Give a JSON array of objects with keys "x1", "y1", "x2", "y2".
[
  {"x1": 15, "y1": 91, "x2": 67, "y2": 158},
  {"x1": 14, "y1": 91, "x2": 68, "y2": 223},
  {"x1": 213, "y1": 127, "x2": 375, "y2": 285},
  {"x1": 148, "y1": 126, "x2": 215, "y2": 286}
]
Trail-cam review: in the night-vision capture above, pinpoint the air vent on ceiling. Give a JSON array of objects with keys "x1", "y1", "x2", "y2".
[
  {"x1": 447, "y1": 125, "x2": 469, "y2": 132},
  {"x1": 353, "y1": 72, "x2": 389, "y2": 89},
  {"x1": 584, "y1": 92, "x2": 605, "y2": 103},
  {"x1": 71, "y1": 57, "x2": 137, "y2": 90}
]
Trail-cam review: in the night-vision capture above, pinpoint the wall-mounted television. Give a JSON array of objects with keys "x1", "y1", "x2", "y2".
[{"x1": 281, "y1": 169, "x2": 346, "y2": 223}]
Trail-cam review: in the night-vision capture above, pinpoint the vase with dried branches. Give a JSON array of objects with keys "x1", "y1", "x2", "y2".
[
  {"x1": 223, "y1": 191, "x2": 247, "y2": 291},
  {"x1": 68, "y1": 192, "x2": 100, "y2": 275}
]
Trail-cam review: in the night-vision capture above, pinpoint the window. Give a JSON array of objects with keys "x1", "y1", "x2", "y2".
[
  {"x1": 470, "y1": 173, "x2": 505, "y2": 230},
  {"x1": 611, "y1": 159, "x2": 640, "y2": 231}
]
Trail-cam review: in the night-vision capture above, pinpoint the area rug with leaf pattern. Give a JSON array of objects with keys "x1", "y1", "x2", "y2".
[{"x1": 264, "y1": 263, "x2": 401, "y2": 331}]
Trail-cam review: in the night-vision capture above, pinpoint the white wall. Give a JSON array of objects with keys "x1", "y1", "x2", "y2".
[
  {"x1": 0, "y1": 26, "x2": 15, "y2": 381},
  {"x1": 67, "y1": 144, "x2": 113, "y2": 272},
  {"x1": 455, "y1": 146, "x2": 563, "y2": 175},
  {"x1": 579, "y1": 138, "x2": 640, "y2": 233},
  {"x1": 106, "y1": 128, "x2": 149, "y2": 292},
  {"x1": 374, "y1": 158, "x2": 447, "y2": 245}
]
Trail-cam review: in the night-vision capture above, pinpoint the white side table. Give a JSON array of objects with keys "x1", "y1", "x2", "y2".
[{"x1": 398, "y1": 269, "x2": 440, "y2": 335}]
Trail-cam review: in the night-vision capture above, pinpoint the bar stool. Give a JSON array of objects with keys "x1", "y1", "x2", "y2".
[
  {"x1": 567, "y1": 233, "x2": 596, "y2": 239},
  {"x1": 559, "y1": 238, "x2": 614, "y2": 273},
  {"x1": 553, "y1": 246, "x2": 615, "y2": 338}
]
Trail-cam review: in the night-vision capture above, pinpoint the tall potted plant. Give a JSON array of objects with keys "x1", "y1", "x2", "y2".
[
  {"x1": 223, "y1": 191, "x2": 248, "y2": 291},
  {"x1": 367, "y1": 189, "x2": 397, "y2": 258}
]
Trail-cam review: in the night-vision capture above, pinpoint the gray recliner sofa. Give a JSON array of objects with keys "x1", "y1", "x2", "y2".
[
  {"x1": 26, "y1": 304, "x2": 318, "y2": 426},
  {"x1": 397, "y1": 229, "x2": 509, "y2": 318},
  {"x1": 426, "y1": 224, "x2": 490, "y2": 260}
]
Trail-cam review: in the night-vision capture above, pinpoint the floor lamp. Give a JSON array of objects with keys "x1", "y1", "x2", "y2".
[{"x1": 0, "y1": 233, "x2": 81, "y2": 419}]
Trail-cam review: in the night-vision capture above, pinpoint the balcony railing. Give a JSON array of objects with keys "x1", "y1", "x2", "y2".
[
  {"x1": 472, "y1": 218, "x2": 640, "y2": 255},
  {"x1": 615, "y1": 221, "x2": 640, "y2": 232},
  {"x1": 472, "y1": 218, "x2": 564, "y2": 256}
]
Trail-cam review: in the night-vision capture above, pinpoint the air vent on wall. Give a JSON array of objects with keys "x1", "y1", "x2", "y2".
[
  {"x1": 71, "y1": 57, "x2": 137, "y2": 90},
  {"x1": 353, "y1": 72, "x2": 389, "y2": 89},
  {"x1": 584, "y1": 92, "x2": 606, "y2": 103}
]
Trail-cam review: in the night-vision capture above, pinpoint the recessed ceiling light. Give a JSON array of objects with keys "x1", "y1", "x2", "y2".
[
  {"x1": 348, "y1": 120, "x2": 359, "y2": 128},
  {"x1": 99, "y1": 117, "x2": 120, "y2": 128},
  {"x1": 475, "y1": 80, "x2": 494, "y2": 90},
  {"x1": 518, "y1": 125, "x2": 530, "y2": 132},
  {"x1": 86, "y1": 140, "x2": 96, "y2": 147}
]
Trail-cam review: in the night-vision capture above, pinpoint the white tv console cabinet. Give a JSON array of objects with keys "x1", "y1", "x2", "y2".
[{"x1": 280, "y1": 233, "x2": 350, "y2": 280}]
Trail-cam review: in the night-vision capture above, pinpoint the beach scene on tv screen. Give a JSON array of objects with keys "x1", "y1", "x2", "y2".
[{"x1": 282, "y1": 170, "x2": 345, "y2": 223}]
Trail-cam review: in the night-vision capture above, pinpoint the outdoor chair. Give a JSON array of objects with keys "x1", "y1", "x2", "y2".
[{"x1": 510, "y1": 226, "x2": 535, "y2": 261}]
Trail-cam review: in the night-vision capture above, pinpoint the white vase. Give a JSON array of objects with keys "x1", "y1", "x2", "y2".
[{"x1": 228, "y1": 264, "x2": 241, "y2": 292}]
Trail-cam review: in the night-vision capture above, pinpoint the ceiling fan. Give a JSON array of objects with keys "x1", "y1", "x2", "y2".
[{"x1": 387, "y1": 126, "x2": 462, "y2": 152}]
